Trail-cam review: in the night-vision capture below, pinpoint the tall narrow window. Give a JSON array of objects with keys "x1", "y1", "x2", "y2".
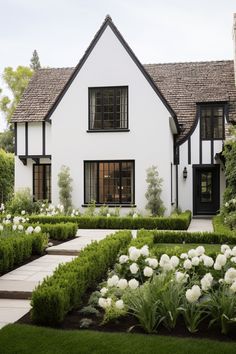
[
  {"x1": 33, "y1": 164, "x2": 51, "y2": 201},
  {"x1": 200, "y1": 104, "x2": 225, "y2": 140},
  {"x1": 84, "y1": 161, "x2": 134, "y2": 204},
  {"x1": 89, "y1": 87, "x2": 128, "y2": 130}
]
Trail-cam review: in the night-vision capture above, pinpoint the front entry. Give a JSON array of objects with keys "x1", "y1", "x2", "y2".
[{"x1": 193, "y1": 165, "x2": 220, "y2": 215}]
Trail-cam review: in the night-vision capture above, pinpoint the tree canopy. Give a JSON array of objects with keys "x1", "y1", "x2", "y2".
[{"x1": 30, "y1": 50, "x2": 41, "y2": 70}]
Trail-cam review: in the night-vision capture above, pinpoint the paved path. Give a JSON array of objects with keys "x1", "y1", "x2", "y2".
[
  {"x1": 0, "y1": 299, "x2": 31, "y2": 329},
  {"x1": 187, "y1": 218, "x2": 213, "y2": 232}
]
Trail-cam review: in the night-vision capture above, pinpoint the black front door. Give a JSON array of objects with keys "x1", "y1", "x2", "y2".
[{"x1": 193, "y1": 165, "x2": 220, "y2": 215}]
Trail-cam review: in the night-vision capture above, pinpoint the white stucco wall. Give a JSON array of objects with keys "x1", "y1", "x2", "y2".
[
  {"x1": 50, "y1": 25, "x2": 174, "y2": 214},
  {"x1": 17, "y1": 123, "x2": 25, "y2": 155},
  {"x1": 28, "y1": 122, "x2": 42, "y2": 155}
]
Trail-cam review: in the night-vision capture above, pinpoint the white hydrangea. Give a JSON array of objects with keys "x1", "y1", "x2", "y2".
[
  {"x1": 183, "y1": 259, "x2": 192, "y2": 270},
  {"x1": 107, "y1": 275, "x2": 119, "y2": 287},
  {"x1": 34, "y1": 226, "x2": 41, "y2": 233},
  {"x1": 13, "y1": 216, "x2": 20, "y2": 225},
  {"x1": 221, "y1": 244, "x2": 230, "y2": 254},
  {"x1": 188, "y1": 249, "x2": 198, "y2": 259},
  {"x1": 230, "y1": 281, "x2": 236, "y2": 293},
  {"x1": 215, "y1": 254, "x2": 227, "y2": 267},
  {"x1": 175, "y1": 271, "x2": 188, "y2": 283},
  {"x1": 231, "y1": 246, "x2": 236, "y2": 257},
  {"x1": 203, "y1": 255, "x2": 214, "y2": 268},
  {"x1": 130, "y1": 263, "x2": 139, "y2": 274},
  {"x1": 224, "y1": 268, "x2": 236, "y2": 284},
  {"x1": 26, "y1": 226, "x2": 34, "y2": 234},
  {"x1": 200, "y1": 273, "x2": 213, "y2": 291},
  {"x1": 100, "y1": 287, "x2": 108, "y2": 296},
  {"x1": 159, "y1": 254, "x2": 170, "y2": 267},
  {"x1": 180, "y1": 253, "x2": 188, "y2": 260},
  {"x1": 18, "y1": 225, "x2": 24, "y2": 231},
  {"x1": 115, "y1": 299, "x2": 124, "y2": 310},
  {"x1": 196, "y1": 246, "x2": 205, "y2": 256},
  {"x1": 129, "y1": 247, "x2": 141, "y2": 261},
  {"x1": 191, "y1": 256, "x2": 200, "y2": 266},
  {"x1": 145, "y1": 258, "x2": 158, "y2": 269},
  {"x1": 143, "y1": 266, "x2": 153, "y2": 277},
  {"x1": 98, "y1": 297, "x2": 112, "y2": 309},
  {"x1": 170, "y1": 256, "x2": 179, "y2": 268},
  {"x1": 119, "y1": 255, "x2": 129, "y2": 264},
  {"x1": 224, "y1": 249, "x2": 232, "y2": 258},
  {"x1": 230, "y1": 257, "x2": 236, "y2": 264},
  {"x1": 117, "y1": 278, "x2": 128, "y2": 290},
  {"x1": 186, "y1": 285, "x2": 201, "y2": 303},
  {"x1": 12, "y1": 225, "x2": 17, "y2": 231},
  {"x1": 21, "y1": 210, "x2": 26, "y2": 215},
  {"x1": 214, "y1": 262, "x2": 222, "y2": 270},
  {"x1": 128, "y1": 278, "x2": 139, "y2": 289},
  {"x1": 140, "y1": 245, "x2": 149, "y2": 257}
]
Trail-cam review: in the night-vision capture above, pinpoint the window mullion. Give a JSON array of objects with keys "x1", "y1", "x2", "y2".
[
  {"x1": 119, "y1": 162, "x2": 122, "y2": 204},
  {"x1": 113, "y1": 88, "x2": 116, "y2": 129}
]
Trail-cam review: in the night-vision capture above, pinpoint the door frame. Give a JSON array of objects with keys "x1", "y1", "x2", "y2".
[{"x1": 192, "y1": 164, "x2": 220, "y2": 216}]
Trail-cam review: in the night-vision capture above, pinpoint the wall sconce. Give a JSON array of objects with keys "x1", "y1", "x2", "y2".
[{"x1": 183, "y1": 167, "x2": 188, "y2": 179}]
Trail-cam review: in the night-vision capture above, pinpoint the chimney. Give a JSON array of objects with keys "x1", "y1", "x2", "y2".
[{"x1": 233, "y1": 14, "x2": 236, "y2": 85}]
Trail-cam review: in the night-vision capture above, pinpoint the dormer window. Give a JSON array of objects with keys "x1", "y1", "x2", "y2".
[
  {"x1": 200, "y1": 104, "x2": 225, "y2": 140},
  {"x1": 89, "y1": 86, "x2": 128, "y2": 131}
]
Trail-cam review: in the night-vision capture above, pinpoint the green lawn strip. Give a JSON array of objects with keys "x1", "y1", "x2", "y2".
[
  {"x1": 0, "y1": 324, "x2": 235, "y2": 354},
  {"x1": 212, "y1": 215, "x2": 233, "y2": 233},
  {"x1": 151, "y1": 243, "x2": 224, "y2": 257}
]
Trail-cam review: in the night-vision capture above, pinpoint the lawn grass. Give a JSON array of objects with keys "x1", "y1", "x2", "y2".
[
  {"x1": 0, "y1": 324, "x2": 235, "y2": 354},
  {"x1": 151, "y1": 243, "x2": 224, "y2": 257}
]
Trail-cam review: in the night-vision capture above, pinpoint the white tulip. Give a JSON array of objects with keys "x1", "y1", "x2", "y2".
[
  {"x1": 145, "y1": 258, "x2": 158, "y2": 269},
  {"x1": 130, "y1": 263, "x2": 139, "y2": 274},
  {"x1": 196, "y1": 246, "x2": 205, "y2": 256},
  {"x1": 221, "y1": 244, "x2": 230, "y2": 254},
  {"x1": 214, "y1": 262, "x2": 222, "y2": 270},
  {"x1": 180, "y1": 253, "x2": 188, "y2": 259},
  {"x1": 117, "y1": 279, "x2": 128, "y2": 290},
  {"x1": 140, "y1": 245, "x2": 149, "y2": 257},
  {"x1": 170, "y1": 256, "x2": 179, "y2": 268},
  {"x1": 183, "y1": 259, "x2": 192, "y2": 270},
  {"x1": 175, "y1": 271, "x2": 188, "y2": 283},
  {"x1": 203, "y1": 256, "x2": 214, "y2": 267},
  {"x1": 188, "y1": 249, "x2": 197, "y2": 259},
  {"x1": 191, "y1": 256, "x2": 200, "y2": 266},
  {"x1": 21, "y1": 210, "x2": 26, "y2": 215},
  {"x1": 200, "y1": 273, "x2": 213, "y2": 291},
  {"x1": 115, "y1": 300, "x2": 124, "y2": 310},
  {"x1": 143, "y1": 266, "x2": 153, "y2": 277},
  {"x1": 215, "y1": 254, "x2": 227, "y2": 267},
  {"x1": 224, "y1": 268, "x2": 236, "y2": 284},
  {"x1": 128, "y1": 278, "x2": 139, "y2": 289},
  {"x1": 100, "y1": 287, "x2": 108, "y2": 296},
  {"x1": 107, "y1": 275, "x2": 119, "y2": 287},
  {"x1": 230, "y1": 281, "x2": 236, "y2": 293}
]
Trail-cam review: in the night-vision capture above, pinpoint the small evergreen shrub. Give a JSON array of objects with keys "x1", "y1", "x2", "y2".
[
  {"x1": 7, "y1": 188, "x2": 40, "y2": 215},
  {"x1": 24, "y1": 222, "x2": 77, "y2": 240},
  {"x1": 145, "y1": 166, "x2": 165, "y2": 216},
  {"x1": 58, "y1": 166, "x2": 73, "y2": 213}
]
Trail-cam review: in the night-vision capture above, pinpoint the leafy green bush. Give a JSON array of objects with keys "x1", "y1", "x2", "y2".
[
  {"x1": 0, "y1": 232, "x2": 47, "y2": 275},
  {"x1": 0, "y1": 149, "x2": 14, "y2": 203},
  {"x1": 145, "y1": 166, "x2": 165, "y2": 216},
  {"x1": 7, "y1": 188, "x2": 40, "y2": 215},
  {"x1": 57, "y1": 166, "x2": 73, "y2": 213},
  {"x1": 212, "y1": 215, "x2": 232, "y2": 233},
  {"x1": 24, "y1": 223, "x2": 77, "y2": 241},
  {"x1": 27, "y1": 211, "x2": 191, "y2": 230},
  {"x1": 31, "y1": 230, "x2": 132, "y2": 326}
]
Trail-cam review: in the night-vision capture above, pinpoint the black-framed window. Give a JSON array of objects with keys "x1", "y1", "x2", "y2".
[
  {"x1": 89, "y1": 87, "x2": 128, "y2": 130},
  {"x1": 84, "y1": 160, "x2": 134, "y2": 204},
  {"x1": 33, "y1": 164, "x2": 51, "y2": 201},
  {"x1": 200, "y1": 104, "x2": 225, "y2": 140}
]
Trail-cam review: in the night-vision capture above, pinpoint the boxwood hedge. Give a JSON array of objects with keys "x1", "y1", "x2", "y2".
[
  {"x1": 31, "y1": 230, "x2": 132, "y2": 326},
  {"x1": 24, "y1": 223, "x2": 77, "y2": 241}
]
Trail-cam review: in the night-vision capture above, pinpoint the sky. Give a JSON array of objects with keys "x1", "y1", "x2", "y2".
[{"x1": 0, "y1": 0, "x2": 236, "y2": 131}]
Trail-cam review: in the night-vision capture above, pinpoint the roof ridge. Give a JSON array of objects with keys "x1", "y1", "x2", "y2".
[{"x1": 144, "y1": 59, "x2": 233, "y2": 66}]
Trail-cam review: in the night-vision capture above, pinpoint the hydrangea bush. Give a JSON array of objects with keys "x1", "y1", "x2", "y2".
[{"x1": 95, "y1": 244, "x2": 236, "y2": 334}]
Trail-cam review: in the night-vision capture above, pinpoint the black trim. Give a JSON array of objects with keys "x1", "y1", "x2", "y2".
[
  {"x1": 211, "y1": 139, "x2": 214, "y2": 164},
  {"x1": 86, "y1": 129, "x2": 130, "y2": 133},
  {"x1": 199, "y1": 103, "x2": 225, "y2": 141},
  {"x1": 82, "y1": 204, "x2": 136, "y2": 208},
  {"x1": 84, "y1": 159, "x2": 135, "y2": 205},
  {"x1": 18, "y1": 154, "x2": 51, "y2": 165},
  {"x1": 33, "y1": 163, "x2": 51, "y2": 202},
  {"x1": 14, "y1": 123, "x2": 17, "y2": 156},
  {"x1": 175, "y1": 164, "x2": 178, "y2": 208},
  {"x1": 42, "y1": 121, "x2": 46, "y2": 155},
  {"x1": 25, "y1": 122, "x2": 28, "y2": 156},
  {"x1": 188, "y1": 137, "x2": 191, "y2": 165},
  {"x1": 44, "y1": 16, "x2": 179, "y2": 132},
  {"x1": 171, "y1": 163, "x2": 174, "y2": 205}
]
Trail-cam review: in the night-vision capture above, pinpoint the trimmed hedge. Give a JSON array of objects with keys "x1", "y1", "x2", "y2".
[
  {"x1": 0, "y1": 233, "x2": 48, "y2": 275},
  {"x1": 31, "y1": 230, "x2": 132, "y2": 326},
  {"x1": 25, "y1": 223, "x2": 78, "y2": 241},
  {"x1": 27, "y1": 211, "x2": 191, "y2": 230},
  {"x1": 212, "y1": 215, "x2": 232, "y2": 234}
]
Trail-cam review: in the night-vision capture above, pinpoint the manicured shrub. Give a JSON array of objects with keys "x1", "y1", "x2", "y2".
[
  {"x1": 0, "y1": 149, "x2": 14, "y2": 203},
  {"x1": 212, "y1": 215, "x2": 232, "y2": 233},
  {"x1": 27, "y1": 211, "x2": 192, "y2": 230},
  {"x1": 31, "y1": 230, "x2": 132, "y2": 326},
  {"x1": 0, "y1": 233, "x2": 47, "y2": 275},
  {"x1": 6, "y1": 188, "x2": 40, "y2": 215},
  {"x1": 57, "y1": 165, "x2": 73, "y2": 213},
  {"x1": 145, "y1": 165, "x2": 165, "y2": 216},
  {"x1": 24, "y1": 223, "x2": 77, "y2": 240}
]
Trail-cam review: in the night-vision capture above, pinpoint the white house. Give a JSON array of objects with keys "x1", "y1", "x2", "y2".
[{"x1": 12, "y1": 15, "x2": 236, "y2": 216}]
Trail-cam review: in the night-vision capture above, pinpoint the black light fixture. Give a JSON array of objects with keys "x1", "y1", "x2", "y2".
[{"x1": 183, "y1": 167, "x2": 188, "y2": 179}]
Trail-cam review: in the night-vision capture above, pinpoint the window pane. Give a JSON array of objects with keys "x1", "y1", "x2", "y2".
[
  {"x1": 84, "y1": 162, "x2": 97, "y2": 203},
  {"x1": 200, "y1": 105, "x2": 224, "y2": 140},
  {"x1": 33, "y1": 165, "x2": 51, "y2": 201},
  {"x1": 200, "y1": 172, "x2": 212, "y2": 202}
]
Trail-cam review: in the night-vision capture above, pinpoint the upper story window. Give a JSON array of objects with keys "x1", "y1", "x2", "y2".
[
  {"x1": 89, "y1": 86, "x2": 128, "y2": 131},
  {"x1": 200, "y1": 104, "x2": 225, "y2": 140}
]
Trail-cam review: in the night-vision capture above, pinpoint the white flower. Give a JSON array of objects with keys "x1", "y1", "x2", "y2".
[
  {"x1": 13, "y1": 216, "x2": 20, "y2": 225},
  {"x1": 224, "y1": 249, "x2": 232, "y2": 258},
  {"x1": 191, "y1": 257, "x2": 200, "y2": 266},
  {"x1": 230, "y1": 281, "x2": 236, "y2": 293},
  {"x1": 117, "y1": 279, "x2": 128, "y2": 290},
  {"x1": 129, "y1": 247, "x2": 141, "y2": 261},
  {"x1": 140, "y1": 245, "x2": 149, "y2": 257},
  {"x1": 4, "y1": 219, "x2": 11, "y2": 224},
  {"x1": 128, "y1": 278, "x2": 139, "y2": 289},
  {"x1": 224, "y1": 268, "x2": 236, "y2": 284},
  {"x1": 188, "y1": 249, "x2": 197, "y2": 259},
  {"x1": 119, "y1": 255, "x2": 129, "y2": 264},
  {"x1": 175, "y1": 271, "x2": 188, "y2": 283},
  {"x1": 143, "y1": 266, "x2": 153, "y2": 277},
  {"x1": 100, "y1": 287, "x2": 108, "y2": 296},
  {"x1": 34, "y1": 226, "x2": 41, "y2": 233},
  {"x1": 130, "y1": 263, "x2": 139, "y2": 274},
  {"x1": 200, "y1": 273, "x2": 213, "y2": 291},
  {"x1": 21, "y1": 210, "x2": 26, "y2": 215},
  {"x1": 107, "y1": 275, "x2": 119, "y2": 287},
  {"x1": 231, "y1": 247, "x2": 236, "y2": 257},
  {"x1": 231, "y1": 257, "x2": 236, "y2": 263},
  {"x1": 180, "y1": 253, "x2": 188, "y2": 260},
  {"x1": 186, "y1": 285, "x2": 201, "y2": 303},
  {"x1": 26, "y1": 226, "x2": 34, "y2": 234},
  {"x1": 115, "y1": 300, "x2": 124, "y2": 310},
  {"x1": 221, "y1": 244, "x2": 230, "y2": 254},
  {"x1": 183, "y1": 259, "x2": 192, "y2": 270},
  {"x1": 159, "y1": 254, "x2": 170, "y2": 267},
  {"x1": 98, "y1": 297, "x2": 112, "y2": 309},
  {"x1": 196, "y1": 246, "x2": 205, "y2": 256},
  {"x1": 12, "y1": 225, "x2": 17, "y2": 231},
  {"x1": 225, "y1": 202, "x2": 229, "y2": 207},
  {"x1": 214, "y1": 262, "x2": 222, "y2": 270},
  {"x1": 170, "y1": 256, "x2": 179, "y2": 268},
  {"x1": 106, "y1": 213, "x2": 111, "y2": 218},
  {"x1": 133, "y1": 213, "x2": 138, "y2": 218},
  {"x1": 18, "y1": 225, "x2": 24, "y2": 231},
  {"x1": 203, "y1": 256, "x2": 214, "y2": 268},
  {"x1": 6, "y1": 214, "x2": 11, "y2": 220},
  {"x1": 215, "y1": 254, "x2": 227, "y2": 267},
  {"x1": 145, "y1": 258, "x2": 158, "y2": 269},
  {"x1": 0, "y1": 224, "x2": 3, "y2": 231}
]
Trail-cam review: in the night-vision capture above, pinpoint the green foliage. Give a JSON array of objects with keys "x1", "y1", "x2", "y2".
[
  {"x1": 0, "y1": 149, "x2": 14, "y2": 203},
  {"x1": 7, "y1": 188, "x2": 40, "y2": 214},
  {"x1": 31, "y1": 231, "x2": 132, "y2": 326},
  {"x1": 180, "y1": 300, "x2": 206, "y2": 333},
  {"x1": 0, "y1": 232, "x2": 47, "y2": 275},
  {"x1": 84, "y1": 200, "x2": 96, "y2": 216},
  {"x1": 24, "y1": 222, "x2": 77, "y2": 241},
  {"x1": 79, "y1": 305, "x2": 100, "y2": 317},
  {"x1": 222, "y1": 128, "x2": 236, "y2": 202},
  {"x1": 27, "y1": 211, "x2": 192, "y2": 230},
  {"x1": 30, "y1": 50, "x2": 41, "y2": 70},
  {"x1": 0, "y1": 129, "x2": 14, "y2": 153},
  {"x1": 58, "y1": 166, "x2": 73, "y2": 213},
  {"x1": 212, "y1": 215, "x2": 232, "y2": 233},
  {"x1": 145, "y1": 166, "x2": 165, "y2": 216},
  {"x1": 98, "y1": 205, "x2": 109, "y2": 217}
]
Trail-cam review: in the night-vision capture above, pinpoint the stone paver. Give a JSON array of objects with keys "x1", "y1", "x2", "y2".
[
  {"x1": 0, "y1": 299, "x2": 31, "y2": 328},
  {"x1": 187, "y1": 218, "x2": 213, "y2": 232}
]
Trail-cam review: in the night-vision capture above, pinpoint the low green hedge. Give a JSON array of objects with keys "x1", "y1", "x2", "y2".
[
  {"x1": 31, "y1": 230, "x2": 132, "y2": 326},
  {"x1": 0, "y1": 233, "x2": 48, "y2": 275},
  {"x1": 27, "y1": 211, "x2": 191, "y2": 230},
  {"x1": 25, "y1": 223, "x2": 78, "y2": 241},
  {"x1": 212, "y1": 215, "x2": 232, "y2": 233}
]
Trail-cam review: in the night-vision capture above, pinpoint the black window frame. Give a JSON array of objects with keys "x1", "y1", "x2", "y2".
[
  {"x1": 33, "y1": 164, "x2": 51, "y2": 202},
  {"x1": 88, "y1": 86, "x2": 129, "y2": 132},
  {"x1": 200, "y1": 103, "x2": 226, "y2": 141},
  {"x1": 84, "y1": 160, "x2": 135, "y2": 206}
]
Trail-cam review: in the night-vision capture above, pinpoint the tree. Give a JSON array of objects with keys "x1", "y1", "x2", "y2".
[
  {"x1": 0, "y1": 149, "x2": 14, "y2": 203},
  {"x1": 222, "y1": 126, "x2": 236, "y2": 202},
  {"x1": 58, "y1": 165, "x2": 73, "y2": 213},
  {"x1": 30, "y1": 50, "x2": 41, "y2": 70},
  {"x1": 145, "y1": 165, "x2": 165, "y2": 216}
]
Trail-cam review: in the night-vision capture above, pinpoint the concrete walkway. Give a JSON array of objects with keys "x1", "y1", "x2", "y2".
[
  {"x1": 0, "y1": 299, "x2": 31, "y2": 329},
  {"x1": 187, "y1": 218, "x2": 213, "y2": 232}
]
